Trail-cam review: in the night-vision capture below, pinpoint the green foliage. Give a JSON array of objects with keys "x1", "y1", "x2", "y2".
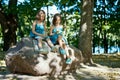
[
  {"x1": 63, "y1": 12, "x2": 80, "y2": 47},
  {"x1": 0, "y1": 0, "x2": 119, "y2": 52},
  {"x1": 93, "y1": 0, "x2": 120, "y2": 53},
  {"x1": 0, "y1": 52, "x2": 5, "y2": 60},
  {"x1": 102, "y1": 25, "x2": 111, "y2": 30}
]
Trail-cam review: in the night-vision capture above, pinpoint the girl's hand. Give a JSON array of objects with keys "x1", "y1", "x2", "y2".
[
  {"x1": 43, "y1": 34, "x2": 46, "y2": 37},
  {"x1": 56, "y1": 30, "x2": 60, "y2": 34},
  {"x1": 39, "y1": 34, "x2": 46, "y2": 38},
  {"x1": 56, "y1": 30, "x2": 62, "y2": 34},
  {"x1": 44, "y1": 33, "x2": 48, "y2": 37}
]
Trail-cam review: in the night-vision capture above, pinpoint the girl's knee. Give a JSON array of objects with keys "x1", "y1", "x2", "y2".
[
  {"x1": 39, "y1": 38, "x2": 42, "y2": 40},
  {"x1": 58, "y1": 35, "x2": 62, "y2": 39},
  {"x1": 38, "y1": 39, "x2": 42, "y2": 42}
]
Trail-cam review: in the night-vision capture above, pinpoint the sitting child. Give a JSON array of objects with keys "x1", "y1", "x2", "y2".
[
  {"x1": 30, "y1": 10, "x2": 57, "y2": 54},
  {"x1": 49, "y1": 13, "x2": 72, "y2": 64}
]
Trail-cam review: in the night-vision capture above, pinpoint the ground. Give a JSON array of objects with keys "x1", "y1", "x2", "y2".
[{"x1": 0, "y1": 53, "x2": 120, "y2": 80}]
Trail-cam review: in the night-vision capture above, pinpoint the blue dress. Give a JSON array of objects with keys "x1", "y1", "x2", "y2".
[
  {"x1": 30, "y1": 23, "x2": 45, "y2": 39},
  {"x1": 50, "y1": 25, "x2": 68, "y2": 45}
]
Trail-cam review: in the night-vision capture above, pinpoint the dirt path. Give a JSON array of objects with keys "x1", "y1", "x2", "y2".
[{"x1": 0, "y1": 60, "x2": 120, "y2": 80}]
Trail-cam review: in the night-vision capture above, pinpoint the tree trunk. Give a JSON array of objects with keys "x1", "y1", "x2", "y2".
[
  {"x1": 78, "y1": 0, "x2": 94, "y2": 64},
  {"x1": 3, "y1": 15, "x2": 17, "y2": 51},
  {"x1": 103, "y1": 30, "x2": 108, "y2": 53},
  {"x1": 103, "y1": 0, "x2": 108, "y2": 53},
  {"x1": 0, "y1": 0, "x2": 18, "y2": 51},
  {"x1": 46, "y1": 5, "x2": 50, "y2": 27}
]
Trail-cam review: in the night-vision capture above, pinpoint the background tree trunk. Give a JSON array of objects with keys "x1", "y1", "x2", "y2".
[
  {"x1": 103, "y1": 0, "x2": 108, "y2": 53},
  {"x1": 78, "y1": 0, "x2": 94, "y2": 64},
  {"x1": 0, "y1": 0, "x2": 18, "y2": 51}
]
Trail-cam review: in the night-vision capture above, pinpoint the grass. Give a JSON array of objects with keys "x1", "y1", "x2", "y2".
[{"x1": 92, "y1": 54, "x2": 120, "y2": 68}]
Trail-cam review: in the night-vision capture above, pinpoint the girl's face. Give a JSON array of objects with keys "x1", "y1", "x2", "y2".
[
  {"x1": 38, "y1": 11, "x2": 45, "y2": 21},
  {"x1": 39, "y1": 11, "x2": 44, "y2": 16},
  {"x1": 55, "y1": 16, "x2": 61, "y2": 25}
]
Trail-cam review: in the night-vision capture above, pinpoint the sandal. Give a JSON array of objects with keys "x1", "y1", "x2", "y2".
[{"x1": 66, "y1": 58, "x2": 72, "y2": 64}]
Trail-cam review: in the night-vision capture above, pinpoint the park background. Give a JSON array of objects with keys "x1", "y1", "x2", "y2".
[{"x1": 0, "y1": 0, "x2": 120, "y2": 80}]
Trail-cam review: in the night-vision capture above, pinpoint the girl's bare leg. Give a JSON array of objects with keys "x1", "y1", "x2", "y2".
[
  {"x1": 46, "y1": 38, "x2": 54, "y2": 47},
  {"x1": 58, "y1": 36, "x2": 67, "y2": 59},
  {"x1": 38, "y1": 39, "x2": 48, "y2": 54},
  {"x1": 58, "y1": 36, "x2": 64, "y2": 49},
  {"x1": 38, "y1": 39, "x2": 42, "y2": 49},
  {"x1": 63, "y1": 42, "x2": 72, "y2": 64},
  {"x1": 63, "y1": 44, "x2": 69, "y2": 58},
  {"x1": 46, "y1": 38, "x2": 57, "y2": 52}
]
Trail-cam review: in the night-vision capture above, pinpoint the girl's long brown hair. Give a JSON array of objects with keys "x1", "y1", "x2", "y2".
[{"x1": 52, "y1": 13, "x2": 62, "y2": 26}]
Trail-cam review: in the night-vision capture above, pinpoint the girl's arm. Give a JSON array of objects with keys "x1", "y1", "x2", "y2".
[
  {"x1": 49, "y1": 25, "x2": 54, "y2": 36},
  {"x1": 44, "y1": 22, "x2": 48, "y2": 36},
  {"x1": 32, "y1": 21, "x2": 45, "y2": 37}
]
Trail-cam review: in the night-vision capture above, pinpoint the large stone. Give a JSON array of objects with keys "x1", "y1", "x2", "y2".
[{"x1": 5, "y1": 37, "x2": 82, "y2": 77}]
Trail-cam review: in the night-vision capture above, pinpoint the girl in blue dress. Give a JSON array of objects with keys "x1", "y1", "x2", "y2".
[
  {"x1": 49, "y1": 13, "x2": 72, "y2": 64},
  {"x1": 30, "y1": 10, "x2": 56, "y2": 53}
]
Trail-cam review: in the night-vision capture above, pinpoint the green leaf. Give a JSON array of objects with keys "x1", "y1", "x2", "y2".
[{"x1": 102, "y1": 25, "x2": 111, "y2": 30}]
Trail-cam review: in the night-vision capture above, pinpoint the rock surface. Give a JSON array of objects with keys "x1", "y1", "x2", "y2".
[{"x1": 5, "y1": 37, "x2": 82, "y2": 77}]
